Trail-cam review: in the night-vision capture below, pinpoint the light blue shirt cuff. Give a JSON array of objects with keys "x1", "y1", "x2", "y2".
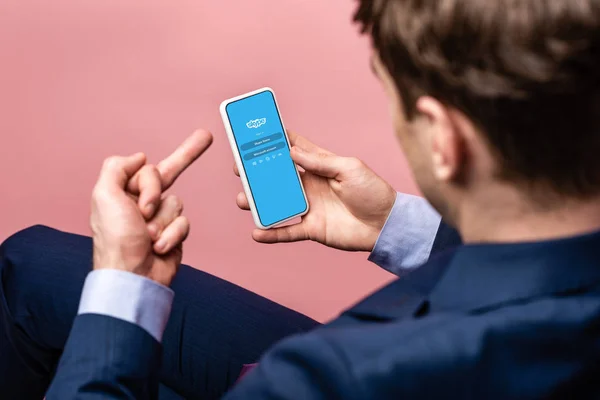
[
  {"x1": 369, "y1": 193, "x2": 441, "y2": 276},
  {"x1": 78, "y1": 269, "x2": 174, "y2": 342}
]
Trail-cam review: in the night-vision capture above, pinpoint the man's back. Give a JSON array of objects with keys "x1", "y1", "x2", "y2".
[{"x1": 230, "y1": 230, "x2": 600, "y2": 398}]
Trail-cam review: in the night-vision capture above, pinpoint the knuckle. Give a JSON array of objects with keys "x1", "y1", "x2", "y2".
[
  {"x1": 140, "y1": 164, "x2": 159, "y2": 179},
  {"x1": 166, "y1": 194, "x2": 184, "y2": 214},
  {"x1": 177, "y1": 216, "x2": 191, "y2": 239},
  {"x1": 317, "y1": 152, "x2": 330, "y2": 161},
  {"x1": 148, "y1": 164, "x2": 160, "y2": 175},
  {"x1": 91, "y1": 187, "x2": 100, "y2": 201},
  {"x1": 138, "y1": 164, "x2": 150, "y2": 174},
  {"x1": 102, "y1": 156, "x2": 121, "y2": 171},
  {"x1": 347, "y1": 157, "x2": 364, "y2": 169},
  {"x1": 179, "y1": 215, "x2": 190, "y2": 229},
  {"x1": 316, "y1": 152, "x2": 331, "y2": 166},
  {"x1": 157, "y1": 163, "x2": 173, "y2": 180},
  {"x1": 285, "y1": 226, "x2": 294, "y2": 238},
  {"x1": 92, "y1": 185, "x2": 113, "y2": 203}
]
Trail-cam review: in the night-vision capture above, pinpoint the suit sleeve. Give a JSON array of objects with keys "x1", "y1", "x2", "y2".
[
  {"x1": 45, "y1": 314, "x2": 162, "y2": 400},
  {"x1": 46, "y1": 270, "x2": 174, "y2": 399},
  {"x1": 224, "y1": 333, "x2": 360, "y2": 400}
]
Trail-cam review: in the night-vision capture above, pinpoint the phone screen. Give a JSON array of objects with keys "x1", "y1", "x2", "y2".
[{"x1": 225, "y1": 90, "x2": 307, "y2": 227}]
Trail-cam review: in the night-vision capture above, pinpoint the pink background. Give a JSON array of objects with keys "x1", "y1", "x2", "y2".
[{"x1": 0, "y1": 0, "x2": 418, "y2": 322}]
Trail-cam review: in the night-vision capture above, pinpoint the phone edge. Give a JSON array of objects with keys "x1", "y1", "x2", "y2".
[{"x1": 219, "y1": 87, "x2": 309, "y2": 230}]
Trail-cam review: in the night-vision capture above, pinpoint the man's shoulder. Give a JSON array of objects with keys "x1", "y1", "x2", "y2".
[
  {"x1": 233, "y1": 289, "x2": 600, "y2": 399},
  {"x1": 310, "y1": 290, "x2": 600, "y2": 398},
  {"x1": 232, "y1": 247, "x2": 600, "y2": 399},
  {"x1": 337, "y1": 249, "x2": 457, "y2": 323}
]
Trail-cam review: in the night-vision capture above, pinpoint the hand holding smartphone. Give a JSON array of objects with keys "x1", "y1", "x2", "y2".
[{"x1": 220, "y1": 88, "x2": 309, "y2": 229}]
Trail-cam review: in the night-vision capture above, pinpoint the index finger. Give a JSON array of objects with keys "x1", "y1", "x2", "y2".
[
  {"x1": 157, "y1": 129, "x2": 213, "y2": 190},
  {"x1": 98, "y1": 153, "x2": 147, "y2": 189},
  {"x1": 286, "y1": 130, "x2": 333, "y2": 155}
]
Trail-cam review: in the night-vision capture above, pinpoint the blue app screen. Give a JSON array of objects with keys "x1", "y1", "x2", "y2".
[{"x1": 226, "y1": 90, "x2": 307, "y2": 227}]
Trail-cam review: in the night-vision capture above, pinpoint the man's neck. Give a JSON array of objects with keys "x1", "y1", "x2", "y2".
[{"x1": 456, "y1": 185, "x2": 600, "y2": 244}]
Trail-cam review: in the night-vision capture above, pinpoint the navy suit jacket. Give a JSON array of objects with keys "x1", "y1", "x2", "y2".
[{"x1": 47, "y1": 222, "x2": 600, "y2": 399}]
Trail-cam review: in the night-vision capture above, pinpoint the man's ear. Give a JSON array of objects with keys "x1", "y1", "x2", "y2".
[{"x1": 415, "y1": 96, "x2": 464, "y2": 182}]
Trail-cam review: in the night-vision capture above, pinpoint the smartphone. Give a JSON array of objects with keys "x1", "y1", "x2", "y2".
[{"x1": 220, "y1": 87, "x2": 309, "y2": 229}]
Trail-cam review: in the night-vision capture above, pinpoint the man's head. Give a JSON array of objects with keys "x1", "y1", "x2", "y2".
[{"x1": 356, "y1": 0, "x2": 600, "y2": 231}]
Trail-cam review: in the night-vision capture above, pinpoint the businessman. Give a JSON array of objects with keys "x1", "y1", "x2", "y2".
[
  {"x1": 3, "y1": 0, "x2": 600, "y2": 398},
  {"x1": 0, "y1": 131, "x2": 451, "y2": 399}
]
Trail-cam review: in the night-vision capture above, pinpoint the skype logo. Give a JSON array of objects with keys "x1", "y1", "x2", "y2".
[{"x1": 246, "y1": 118, "x2": 267, "y2": 129}]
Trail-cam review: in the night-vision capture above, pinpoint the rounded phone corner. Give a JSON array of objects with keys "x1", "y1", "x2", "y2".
[
  {"x1": 300, "y1": 202, "x2": 310, "y2": 217},
  {"x1": 253, "y1": 216, "x2": 268, "y2": 230},
  {"x1": 219, "y1": 99, "x2": 230, "y2": 115}
]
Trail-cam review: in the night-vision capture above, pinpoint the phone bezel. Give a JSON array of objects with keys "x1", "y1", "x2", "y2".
[{"x1": 219, "y1": 87, "x2": 309, "y2": 229}]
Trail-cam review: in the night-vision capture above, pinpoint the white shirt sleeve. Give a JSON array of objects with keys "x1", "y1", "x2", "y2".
[
  {"x1": 77, "y1": 269, "x2": 174, "y2": 342},
  {"x1": 368, "y1": 193, "x2": 442, "y2": 276}
]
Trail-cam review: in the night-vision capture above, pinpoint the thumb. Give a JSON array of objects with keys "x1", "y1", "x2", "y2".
[{"x1": 291, "y1": 146, "x2": 344, "y2": 179}]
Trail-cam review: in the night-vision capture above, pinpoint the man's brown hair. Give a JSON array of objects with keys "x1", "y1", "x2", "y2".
[{"x1": 355, "y1": 0, "x2": 600, "y2": 198}]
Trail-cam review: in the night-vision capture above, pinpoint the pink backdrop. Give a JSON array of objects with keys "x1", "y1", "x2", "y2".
[{"x1": 0, "y1": 0, "x2": 419, "y2": 322}]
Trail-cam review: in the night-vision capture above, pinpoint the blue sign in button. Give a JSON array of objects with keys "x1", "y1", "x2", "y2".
[
  {"x1": 243, "y1": 141, "x2": 285, "y2": 160},
  {"x1": 241, "y1": 132, "x2": 284, "y2": 151}
]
